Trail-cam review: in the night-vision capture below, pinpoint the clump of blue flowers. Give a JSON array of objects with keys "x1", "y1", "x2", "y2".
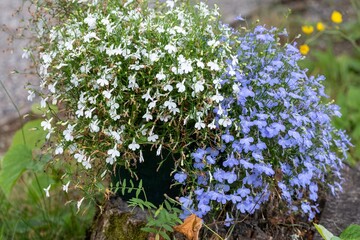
[{"x1": 176, "y1": 26, "x2": 351, "y2": 221}]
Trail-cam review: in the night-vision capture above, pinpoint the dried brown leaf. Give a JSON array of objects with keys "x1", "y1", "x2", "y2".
[{"x1": 173, "y1": 214, "x2": 202, "y2": 240}]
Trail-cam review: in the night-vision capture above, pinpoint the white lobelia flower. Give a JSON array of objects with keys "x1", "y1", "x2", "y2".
[
  {"x1": 97, "y1": 76, "x2": 109, "y2": 87},
  {"x1": 46, "y1": 127, "x2": 54, "y2": 140},
  {"x1": 84, "y1": 14, "x2": 97, "y2": 29},
  {"x1": 211, "y1": 91, "x2": 224, "y2": 103},
  {"x1": 43, "y1": 184, "x2": 51, "y2": 198},
  {"x1": 140, "y1": 127, "x2": 148, "y2": 136},
  {"x1": 139, "y1": 150, "x2": 144, "y2": 163},
  {"x1": 82, "y1": 158, "x2": 92, "y2": 169},
  {"x1": 194, "y1": 80, "x2": 205, "y2": 93},
  {"x1": 89, "y1": 119, "x2": 100, "y2": 133},
  {"x1": 101, "y1": 17, "x2": 114, "y2": 33},
  {"x1": 166, "y1": 0, "x2": 175, "y2": 9},
  {"x1": 164, "y1": 44, "x2": 177, "y2": 54},
  {"x1": 170, "y1": 107, "x2": 180, "y2": 115},
  {"x1": 102, "y1": 89, "x2": 113, "y2": 99},
  {"x1": 148, "y1": 100, "x2": 157, "y2": 109},
  {"x1": 176, "y1": 80, "x2": 186, "y2": 93},
  {"x1": 212, "y1": 78, "x2": 222, "y2": 90},
  {"x1": 228, "y1": 65, "x2": 236, "y2": 76},
  {"x1": 232, "y1": 83, "x2": 241, "y2": 94},
  {"x1": 208, "y1": 119, "x2": 216, "y2": 129},
  {"x1": 217, "y1": 104, "x2": 224, "y2": 116},
  {"x1": 219, "y1": 117, "x2": 232, "y2": 128},
  {"x1": 196, "y1": 60, "x2": 205, "y2": 68},
  {"x1": 22, "y1": 48, "x2": 30, "y2": 59},
  {"x1": 27, "y1": 90, "x2": 35, "y2": 101},
  {"x1": 106, "y1": 157, "x2": 115, "y2": 165},
  {"x1": 40, "y1": 97, "x2": 47, "y2": 108},
  {"x1": 84, "y1": 32, "x2": 99, "y2": 42},
  {"x1": 171, "y1": 66, "x2": 179, "y2": 74},
  {"x1": 62, "y1": 181, "x2": 70, "y2": 193},
  {"x1": 149, "y1": 52, "x2": 159, "y2": 63},
  {"x1": 63, "y1": 124, "x2": 75, "y2": 141},
  {"x1": 142, "y1": 110, "x2": 153, "y2": 121},
  {"x1": 128, "y1": 74, "x2": 139, "y2": 89},
  {"x1": 156, "y1": 144, "x2": 162, "y2": 156},
  {"x1": 164, "y1": 98, "x2": 177, "y2": 110},
  {"x1": 195, "y1": 117, "x2": 206, "y2": 130},
  {"x1": 128, "y1": 138, "x2": 140, "y2": 151},
  {"x1": 207, "y1": 60, "x2": 220, "y2": 71},
  {"x1": 156, "y1": 70, "x2": 166, "y2": 81},
  {"x1": 64, "y1": 40, "x2": 74, "y2": 50},
  {"x1": 70, "y1": 74, "x2": 79, "y2": 87},
  {"x1": 163, "y1": 84, "x2": 173, "y2": 92},
  {"x1": 148, "y1": 133, "x2": 159, "y2": 142},
  {"x1": 180, "y1": 60, "x2": 193, "y2": 74},
  {"x1": 77, "y1": 197, "x2": 85, "y2": 212},
  {"x1": 142, "y1": 89, "x2": 153, "y2": 101},
  {"x1": 183, "y1": 115, "x2": 189, "y2": 125},
  {"x1": 160, "y1": 115, "x2": 171, "y2": 122},
  {"x1": 74, "y1": 151, "x2": 86, "y2": 163},
  {"x1": 85, "y1": 108, "x2": 95, "y2": 118},
  {"x1": 41, "y1": 118, "x2": 52, "y2": 131},
  {"x1": 207, "y1": 39, "x2": 220, "y2": 48},
  {"x1": 107, "y1": 145, "x2": 120, "y2": 158},
  {"x1": 55, "y1": 145, "x2": 64, "y2": 155},
  {"x1": 110, "y1": 131, "x2": 121, "y2": 142},
  {"x1": 174, "y1": 26, "x2": 186, "y2": 35}
]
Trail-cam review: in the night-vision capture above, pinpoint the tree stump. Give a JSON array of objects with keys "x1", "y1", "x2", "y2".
[
  {"x1": 314, "y1": 164, "x2": 360, "y2": 239},
  {"x1": 88, "y1": 197, "x2": 149, "y2": 240}
]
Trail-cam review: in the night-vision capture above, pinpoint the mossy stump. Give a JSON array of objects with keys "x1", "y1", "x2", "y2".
[{"x1": 89, "y1": 197, "x2": 148, "y2": 240}]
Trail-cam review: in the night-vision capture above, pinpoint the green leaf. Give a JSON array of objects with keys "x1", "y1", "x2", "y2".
[
  {"x1": 314, "y1": 223, "x2": 335, "y2": 240},
  {"x1": 31, "y1": 103, "x2": 58, "y2": 115},
  {"x1": 121, "y1": 179, "x2": 126, "y2": 196},
  {"x1": 158, "y1": 230, "x2": 171, "y2": 240},
  {"x1": 347, "y1": 87, "x2": 360, "y2": 109},
  {"x1": 340, "y1": 224, "x2": 360, "y2": 240},
  {"x1": 162, "y1": 224, "x2": 173, "y2": 232},
  {"x1": 154, "y1": 206, "x2": 163, "y2": 218},
  {"x1": 27, "y1": 174, "x2": 53, "y2": 204},
  {"x1": 11, "y1": 120, "x2": 46, "y2": 150},
  {"x1": 330, "y1": 237, "x2": 342, "y2": 240},
  {"x1": 0, "y1": 144, "x2": 32, "y2": 197},
  {"x1": 141, "y1": 227, "x2": 157, "y2": 233}
]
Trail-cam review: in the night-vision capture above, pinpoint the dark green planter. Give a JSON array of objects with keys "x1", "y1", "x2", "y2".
[{"x1": 112, "y1": 146, "x2": 181, "y2": 206}]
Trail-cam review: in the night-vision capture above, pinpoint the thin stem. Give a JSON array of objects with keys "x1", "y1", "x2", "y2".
[
  {"x1": 0, "y1": 80, "x2": 26, "y2": 146},
  {"x1": 325, "y1": 29, "x2": 360, "y2": 54}
]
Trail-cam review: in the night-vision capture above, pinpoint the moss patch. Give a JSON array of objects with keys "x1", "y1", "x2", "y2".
[{"x1": 104, "y1": 213, "x2": 148, "y2": 240}]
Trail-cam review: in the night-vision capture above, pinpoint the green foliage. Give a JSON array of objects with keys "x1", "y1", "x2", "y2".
[
  {"x1": 315, "y1": 223, "x2": 360, "y2": 240},
  {"x1": 340, "y1": 224, "x2": 360, "y2": 240},
  {"x1": 0, "y1": 118, "x2": 94, "y2": 239},
  {"x1": 298, "y1": 2, "x2": 360, "y2": 164},
  {"x1": 0, "y1": 119, "x2": 47, "y2": 197},
  {"x1": 0, "y1": 144, "x2": 32, "y2": 197},
  {"x1": 115, "y1": 179, "x2": 182, "y2": 239},
  {"x1": 314, "y1": 223, "x2": 338, "y2": 240}
]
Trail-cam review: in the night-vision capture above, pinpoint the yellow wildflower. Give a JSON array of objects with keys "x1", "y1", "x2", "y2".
[
  {"x1": 299, "y1": 44, "x2": 310, "y2": 55},
  {"x1": 302, "y1": 25, "x2": 314, "y2": 35},
  {"x1": 331, "y1": 11, "x2": 343, "y2": 23},
  {"x1": 316, "y1": 22, "x2": 325, "y2": 31}
]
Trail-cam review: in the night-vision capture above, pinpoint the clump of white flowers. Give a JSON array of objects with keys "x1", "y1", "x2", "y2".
[
  {"x1": 32, "y1": 0, "x2": 233, "y2": 191},
  {"x1": 29, "y1": 0, "x2": 350, "y2": 225}
]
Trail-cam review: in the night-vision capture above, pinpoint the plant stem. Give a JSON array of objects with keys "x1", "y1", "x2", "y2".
[{"x1": 0, "y1": 80, "x2": 26, "y2": 146}]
